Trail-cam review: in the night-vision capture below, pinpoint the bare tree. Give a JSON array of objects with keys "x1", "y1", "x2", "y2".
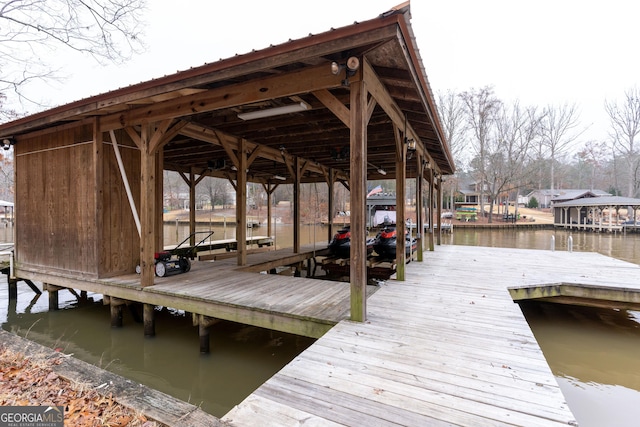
[
  {"x1": 539, "y1": 103, "x2": 582, "y2": 190},
  {"x1": 437, "y1": 89, "x2": 468, "y2": 211},
  {"x1": 484, "y1": 102, "x2": 538, "y2": 222},
  {"x1": 605, "y1": 87, "x2": 640, "y2": 198},
  {"x1": 459, "y1": 86, "x2": 501, "y2": 218},
  {"x1": 0, "y1": 0, "x2": 146, "y2": 110},
  {"x1": 575, "y1": 140, "x2": 608, "y2": 191},
  {"x1": 201, "y1": 177, "x2": 232, "y2": 210}
]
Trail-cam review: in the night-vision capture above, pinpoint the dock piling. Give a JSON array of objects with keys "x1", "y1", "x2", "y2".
[
  {"x1": 196, "y1": 315, "x2": 220, "y2": 354},
  {"x1": 110, "y1": 297, "x2": 125, "y2": 328},
  {"x1": 43, "y1": 283, "x2": 61, "y2": 311},
  {"x1": 143, "y1": 304, "x2": 155, "y2": 337}
]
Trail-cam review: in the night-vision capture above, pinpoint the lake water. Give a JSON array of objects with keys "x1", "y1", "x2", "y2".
[{"x1": 2, "y1": 223, "x2": 639, "y2": 423}]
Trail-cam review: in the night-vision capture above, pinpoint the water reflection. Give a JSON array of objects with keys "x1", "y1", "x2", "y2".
[{"x1": 442, "y1": 228, "x2": 640, "y2": 265}]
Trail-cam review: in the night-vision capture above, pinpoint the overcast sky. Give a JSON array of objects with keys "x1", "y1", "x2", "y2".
[{"x1": 25, "y1": 1, "x2": 640, "y2": 149}]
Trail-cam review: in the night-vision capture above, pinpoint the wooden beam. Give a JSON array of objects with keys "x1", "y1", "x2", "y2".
[
  {"x1": 367, "y1": 97, "x2": 378, "y2": 123},
  {"x1": 349, "y1": 79, "x2": 367, "y2": 322},
  {"x1": 125, "y1": 126, "x2": 142, "y2": 150},
  {"x1": 218, "y1": 132, "x2": 240, "y2": 170},
  {"x1": 262, "y1": 183, "x2": 277, "y2": 238},
  {"x1": 179, "y1": 123, "x2": 349, "y2": 181},
  {"x1": 148, "y1": 118, "x2": 174, "y2": 154},
  {"x1": 362, "y1": 58, "x2": 439, "y2": 174},
  {"x1": 312, "y1": 89, "x2": 350, "y2": 128},
  {"x1": 246, "y1": 145, "x2": 263, "y2": 168},
  {"x1": 100, "y1": 64, "x2": 347, "y2": 131}
]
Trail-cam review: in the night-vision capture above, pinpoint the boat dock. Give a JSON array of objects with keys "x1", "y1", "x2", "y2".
[
  {"x1": 222, "y1": 246, "x2": 640, "y2": 426},
  {"x1": 8, "y1": 244, "x2": 640, "y2": 425}
]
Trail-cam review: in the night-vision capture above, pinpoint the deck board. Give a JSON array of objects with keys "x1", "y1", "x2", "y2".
[
  {"x1": 219, "y1": 245, "x2": 640, "y2": 426},
  {"x1": 18, "y1": 243, "x2": 640, "y2": 425}
]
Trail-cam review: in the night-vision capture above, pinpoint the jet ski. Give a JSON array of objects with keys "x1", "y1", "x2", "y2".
[
  {"x1": 373, "y1": 226, "x2": 417, "y2": 259},
  {"x1": 328, "y1": 227, "x2": 374, "y2": 258}
]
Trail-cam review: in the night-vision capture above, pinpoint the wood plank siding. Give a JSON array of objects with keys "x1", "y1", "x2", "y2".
[{"x1": 15, "y1": 125, "x2": 97, "y2": 276}]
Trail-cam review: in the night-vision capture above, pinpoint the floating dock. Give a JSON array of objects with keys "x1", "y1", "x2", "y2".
[{"x1": 222, "y1": 246, "x2": 640, "y2": 426}]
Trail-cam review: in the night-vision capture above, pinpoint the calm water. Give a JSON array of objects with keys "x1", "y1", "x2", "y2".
[{"x1": 2, "y1": 223, "x2": 640, "y2": 423}]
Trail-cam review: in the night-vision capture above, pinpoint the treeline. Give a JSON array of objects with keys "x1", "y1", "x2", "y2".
[{"x1": 437, "y1": 86, "x2": 640, "y2": 220}]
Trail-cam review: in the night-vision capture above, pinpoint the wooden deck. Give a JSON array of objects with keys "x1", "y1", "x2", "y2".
[
  {"x1": 223, "y1": 245, "x2": 640, "y2": 426},
  {"x1": 15, "y1": 244, "x2": 374, "y2": 339}
]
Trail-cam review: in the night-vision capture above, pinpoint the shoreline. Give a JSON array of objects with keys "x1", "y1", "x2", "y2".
[{"x1": 0, "y1": 330, "x2": 225, "y2": 426}]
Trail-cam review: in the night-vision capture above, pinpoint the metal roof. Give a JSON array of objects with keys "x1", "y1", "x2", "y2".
[
  {"x1": 551, "y1": 189, "x2": 612, "y2": 201},
  {"x1": 553, "y1": 196, "x2": 640, "y2": 208},
  {"x1": 0, "y1": 2, "x2": 455, "y2": 183}
]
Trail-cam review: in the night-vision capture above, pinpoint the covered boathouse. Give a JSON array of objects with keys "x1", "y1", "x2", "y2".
[{"x1": 0, "y1": 2, "x2": 454, "y2": 333}]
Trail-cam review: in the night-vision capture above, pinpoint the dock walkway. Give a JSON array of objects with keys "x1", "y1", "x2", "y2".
[{"x1": 223, "y1": 245, "x2": 640, "y2": 426}]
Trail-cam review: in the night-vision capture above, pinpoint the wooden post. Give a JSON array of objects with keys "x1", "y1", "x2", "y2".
[
  {"x1": 7, "y1": 277, "x2": 17, "y2": 300},
  {"x1": 156, "y1": 150, "x2": 164, "y2": 252},
  {"x1": 143, "y1": 303, "x2": 155, "y2": 337},
  {"x1": 428, "y1": 167, "x2": 435, "y2": 251},
  {"x1": 110, "y1": 298, "x2": 125, "y2": 328},
  {"x1": 93, "y1": 118, "x2": 104, "y2": 277},
  {"x1": 199, "y1": 322, "x2": 210, "y2": 354},
  {"x1": 327, "y1": 168, "x2": 335, "y2": 243},
  {"x1": 189, "y1": 167, "x2": 196, "y2": 246},
  {"x1": 197, "y1": 315, "x2": 219, "y2": 354},
  {"x1": 140, "y1": 123, "x2": 156, "y2": 287},
  {"x1": 416, "y1": 156, "x2": 424, "y2": 262},
  {"x1": 236, "y1": 139, "x2": 247, "y2": 266},
  {"x1": 349, "y1": 79, "x2": 367, "y2": 322},
  {"x1": 266, "y1": 184, "x2": 273, "y2": 238},
  {"x1": 44, "y1": 283, "x2": 60, "y2": 311},
  {"x1": 262, "y1": 182, "x2": 278, "y2": 240},
  {"x1": 437, "y1": 174, "x2": 443, "y2": 246},
  {"x1": 293, "y1": 157, "x2": 301, "y2": 253},
  {"x1": 395, "y1": 128, "x2": 406, "y2": 280}
]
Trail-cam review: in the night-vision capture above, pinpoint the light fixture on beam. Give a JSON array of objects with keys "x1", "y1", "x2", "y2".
[
  {"x1": 330, "y1": 56, "x2": 360, "y2": 86},
  {"x1": 405, "y1": 137, "x2": 416, "y2": 160},
  {"x1": 1, "y1": 137, "x2": 16, "y2": 150},
  {"x1": 238, "y1": 102, "x2": 310, "y2": 121},
  {"x1": 273, "y1": 175, "x2": 286, "y2": 181}
]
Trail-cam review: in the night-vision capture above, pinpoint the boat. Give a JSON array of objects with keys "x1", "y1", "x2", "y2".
[
  {"x1": 328, "y1": 227, "x2": 374, "y2": 258},
  {"x1": 373, "y1": 226, "x2": 417, "y2": 258}
]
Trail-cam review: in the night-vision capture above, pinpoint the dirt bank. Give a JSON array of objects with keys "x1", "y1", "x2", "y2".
[{"x1": 0, "y1": 331, "x2": 225, "y2": 426}]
